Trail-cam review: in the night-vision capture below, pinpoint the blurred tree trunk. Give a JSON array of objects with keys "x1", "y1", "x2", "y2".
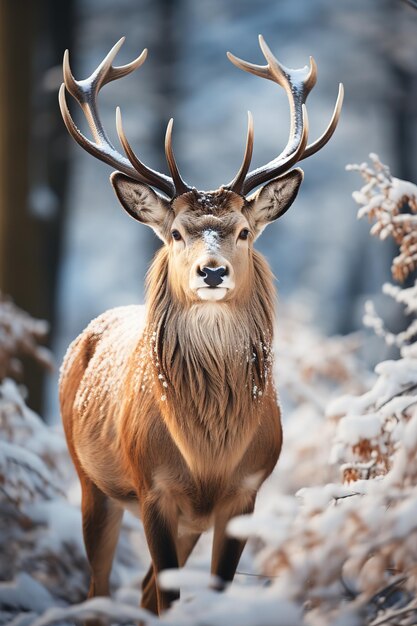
[
  {"x1": 154, "y1": 0, "x2": 182, "y2": 152},
  {"x1": 386, "y1": 0, "x2": 417, "y2": 304},
  {"x1": 386, "y1": 2, "x2": 417, "y2": 183},
  {"x1": 0, "y1": 1, "x2": 43, "y2": 409},
  {"x1": 0, "y1": 0, "x2": 36, "y2": 308},
  {"x1": 148, "y1": 0, "x2": 182, "y2": 258},
  {"x1": 31, "y1": 0, "x2": 75, "y2": 336},
  {"x1": 0, "y1": 0, "x2": 74, "y2": 413}
]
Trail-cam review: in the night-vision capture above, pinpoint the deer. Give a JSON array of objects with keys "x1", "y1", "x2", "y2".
[{"x1": 58, "y1": 35, "x2": 343, "y2": 619}]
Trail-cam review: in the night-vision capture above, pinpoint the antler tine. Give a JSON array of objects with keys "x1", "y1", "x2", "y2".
[
  {"x1": 301, "y1": 83, "x2": 344, "y2": 161},
  {"x1": 60, "y1": 38, "x2": 180, "y2": 197},
  {"x1": 95, "y1": 37, "x2": 148, "y2": 87},
  {"x1": 63, "y1": 39, "x2": 147, "y2": 99},
  {"x1": 226, "y1": 51, "x2": 271, "y2": 80},
  {"x1": 258, "y1": 35, "x2": 317, "y2": 92},
  {"x1": 62, "y1": 49, "x2": 82, "y2": 100},
  {"x1": 226, "y1": 36, "x2": 313, "y2": 194},
  {"x1": 165, "y1": 119, "x2": 190, "y2": 196},
  {"x1": 62, "y1": 40, "x2": 145, "y2": 147},
  {"x1": 59, "y1": 82, "x2": 145, "y2": 179},
  {"x1": 226, "y1": 35, "x2": 342, "y2": 195},
  {"x1": 63, "y1": 37, "x2": 148, "y2": 100},
  {"x1": 242, "y1": 104, "x2": 309, "y2": 195},
  {"x1": 225, "y1": 111, "x2": 254, "y2": 195},
  {"x1": 227, "y1": 35, "x2": 317, "y2": 193},
  {"x1": 115, "y1": 107, "x2": 175, "y2": 195}
]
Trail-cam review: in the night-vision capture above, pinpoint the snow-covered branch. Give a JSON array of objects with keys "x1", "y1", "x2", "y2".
[
  {"x1": 0, "y1": 293, "x2": 53, "y2": 381},
  {"x1": 348, "y1": 153, "x2": 417, "y2": 282}
]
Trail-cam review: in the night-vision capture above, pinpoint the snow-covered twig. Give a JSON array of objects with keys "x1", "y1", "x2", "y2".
[{"x1": 348, "y1": 153, "x2": 417, "y2": 282}]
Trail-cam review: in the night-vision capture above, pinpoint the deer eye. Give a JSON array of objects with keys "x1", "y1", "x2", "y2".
[
  {"x1": 238, "y1": 228, "x2": 250, "y2": 241},
  {"x1": 171, "y1": 230, "x2": 182, "y2": 241}
]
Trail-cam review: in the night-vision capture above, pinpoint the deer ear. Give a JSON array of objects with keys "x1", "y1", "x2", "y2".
[
  {"x1": 245, "y1": 168, "x2": 303, "y2": 238},
  {"x1": 110, "y1": 172, "x2": 173, "y2": 242}
]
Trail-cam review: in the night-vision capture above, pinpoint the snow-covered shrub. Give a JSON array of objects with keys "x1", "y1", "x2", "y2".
[
  {"x1": 0, "y1": 294, "x2": 53, "y2": 381},
  {"x1": 331, "y1": 155, "x2": 417, "y2": 482},
  {"x1": 0, "y1": 305, "x2": 90, "y2": 623},
  {"x1": 274, "y1": 313, "x2": 368, "y2": 494},
  {"x1": 348, "y1": 154, "x2": 417, "y2": 361},
  {"x1": 231, "y1": 156, "x2": 417, "y2": 625},
  {"x1": 347, "y1": 153, "x2": 417, "y2": 282},
  {"x1": 0, "y1": 302, "x2": 143, "y2": 624}
]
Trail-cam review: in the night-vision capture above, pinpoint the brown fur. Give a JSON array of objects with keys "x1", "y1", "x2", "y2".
[{"x1": 59, "y1": 184, "x2": 290, "y2": 619}]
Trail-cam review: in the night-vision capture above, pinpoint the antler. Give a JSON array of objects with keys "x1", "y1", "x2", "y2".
[
  {"x1": 226, "y1": 35, "x2": 344, "y2": 195},
  {"x1": 59, "y1": 37, "x2": 190, "y2": 198}
]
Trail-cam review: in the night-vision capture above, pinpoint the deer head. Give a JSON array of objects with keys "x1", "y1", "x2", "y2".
[{"x1": 59, "y1": 36, "x2": 343, "y2": 304}]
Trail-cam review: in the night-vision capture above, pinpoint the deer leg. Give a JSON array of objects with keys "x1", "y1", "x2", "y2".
[
  {"x1": 141, "y1": 532, "x2": 200, "y2": 614},
  {"x1": 211, "y1": 497, "x2": 255, "y2": 589},
  {"x1": 140, "y1": 564, "x2": 158, "y2": 616},
  {"x1": 80, "y1": 475, "x2": 124, "y2": 602},
  {"x1": 177, "y1": 532, "x2": 201, "y2": 566},
  {"x1": 141, "y1": 499, "x2": 179, "y2": 615}
]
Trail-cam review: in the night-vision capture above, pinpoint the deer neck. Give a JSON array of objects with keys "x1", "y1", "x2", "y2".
[{"x1": 144, "y1": 247, "x2": 276, "y2": 473}]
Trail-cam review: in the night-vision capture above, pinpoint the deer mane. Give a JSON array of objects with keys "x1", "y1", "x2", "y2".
[{"x1": 142, "y1": 246, "x2": 276, "y2": 459}]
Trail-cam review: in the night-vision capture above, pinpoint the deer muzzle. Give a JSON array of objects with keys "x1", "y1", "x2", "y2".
[{"x1": 190, "y1": 259, "x2": 235, "y2": 301}]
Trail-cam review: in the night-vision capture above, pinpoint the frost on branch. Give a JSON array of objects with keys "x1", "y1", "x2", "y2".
[
  {"x1": 364, "y1": 282, "x2": 417, "y2": 358},
  {"x1": 347, "y1": 153, "x2": 417, "y2": 283},
  {"x1": 329, "y1": 358, "x2": 417, "y2": 482},
  {"x1": 349, "y1": 154, "x2": 417, "y2": 360}
]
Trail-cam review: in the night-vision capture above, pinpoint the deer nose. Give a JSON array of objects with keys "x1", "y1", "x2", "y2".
[{"x1": 197, "y1": 265, "x2": 228, "y2": 287}]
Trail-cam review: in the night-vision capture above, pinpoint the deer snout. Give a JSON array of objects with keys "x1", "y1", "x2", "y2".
[
  {"x1": 198, "y1": 265, "x2": 228, "y2": 287},
  {"x1": 189, "y1": 259, "x2": 234, "y2": 300}
]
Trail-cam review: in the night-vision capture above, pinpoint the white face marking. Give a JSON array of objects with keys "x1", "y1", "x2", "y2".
[
  {"x1": 197, "y1": 287, "x2": 228, "y2": 302},
  {"x1": 187, "y1": 226, "x2": 235, "y2": 299},
  {"x1": 202, "y1": 229, "x2": 220, "y2": 253}
]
